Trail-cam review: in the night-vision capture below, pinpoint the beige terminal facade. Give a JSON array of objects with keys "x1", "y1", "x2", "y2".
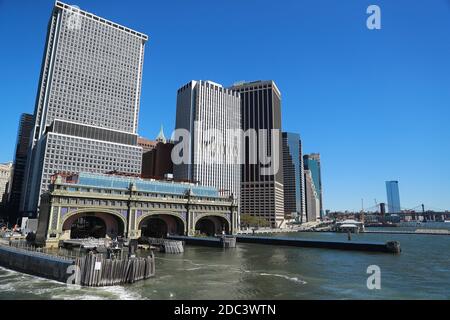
[{"x1": 36, "y1": 173, "x2": 238, "y2": 248}]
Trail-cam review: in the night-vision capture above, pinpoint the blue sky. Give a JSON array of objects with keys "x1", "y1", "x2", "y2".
[{"x1": 0, "y1": 0, "x2": 449, "y2": 211}]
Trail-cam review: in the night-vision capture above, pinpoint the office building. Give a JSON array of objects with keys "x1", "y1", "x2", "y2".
[
  {"x1": 174, "y1": 80, "x2": 241, "y2": 202},
  {"x1": 230, "y1": 81, "x2": 284, "y2": 228},
  {"x1": 303, "y1": 153, "x2": 323, "y2": 218},
  {"x1": 142, "y1": 126, "x2": 174, "y2": 179},
  {"x1": 282, "y1": 132, "x2": 305, "y2": 221},
  {"x1": 8, "y1": 113, "x2": 34, "y2": 223},
  {"x1": 304, "y1": 169, "x2": 320, "y2": 221},
  {"x1": 0, "y1": 163, "x2": 13, "y2": 204},
  {"x1": 21, "y1": 1, "x2": 148, "y2": 216},
  {"x1": 386, "y1": 180, "x2": 401, "y2": 213},
  {"x1": 138, "y1": 137, "x2": 157, "y2": 154}
]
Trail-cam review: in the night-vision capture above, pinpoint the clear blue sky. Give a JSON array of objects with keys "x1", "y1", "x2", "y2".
[{"x1": 0, "y1": 0, "x2": 449, "y2": 211}]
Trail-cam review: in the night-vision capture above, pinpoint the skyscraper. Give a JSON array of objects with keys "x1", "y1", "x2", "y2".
[
  {"x1": 8, "y1": 113, "x2": 34, "y2": 223},
  {"x1": 174, "y1": 80, "x2": 241, "y2": 202},
  {"x1": 303, "y1": 153, "x2": 323, "y2": 218},
  {"x1": 282, "y1": 132, "x2": 305, "y2": 221},
  {"x1": 304, "y1": 169, "x2": 320, "y2": 222},
  {"x1": 0, "y1": 163, "x2": 13, "y2": 205},
  {"x1": 21, "y1": 1, "x2": 148, "y2": 216},
  {"x1": 230, "y1": 81, "x2": 284, "y2": 228},
  {"x1": 386, "y1": 181, "x2": 401, "y2": 213}
]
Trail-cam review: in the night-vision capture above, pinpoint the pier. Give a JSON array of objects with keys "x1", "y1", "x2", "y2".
[
  {"x1": 167, "y1": 235, "x2": 237, "y2": 248},
  {"x1": 363, "y1": 229, "x2": 450, "y2": 236},
  {"x1": 165, "y1": 235, "x2": 400, "y2": 253},
  {"x1": 0, "y1": 241, "x2": 155, "y2": 286},
  {"x1": 236, "y1": 236, "x2": 401, "y2": 254}
]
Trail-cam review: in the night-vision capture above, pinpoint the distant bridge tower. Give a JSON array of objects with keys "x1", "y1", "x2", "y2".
[{"x1": 379, "y1": 203, "x2": 386, "y2": 223}]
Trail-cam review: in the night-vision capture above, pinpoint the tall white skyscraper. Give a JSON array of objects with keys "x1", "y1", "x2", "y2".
[
  {"x1": 21, "y1": 1, "x2": 148, "y2": 216},
  {"x1": 174, "y1": 80, "x2": 241, "y2": 205}
]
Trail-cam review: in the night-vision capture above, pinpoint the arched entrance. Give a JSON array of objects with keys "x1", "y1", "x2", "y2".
[
  {"x1": 139, "y1": 214, "x2": 185, "y2": 238},
  {"x1": 70, "y1": 216, "x2": 106, "y2": 239},
  {"x1": 195, "y1": 216, "x2": 230, "y2": 236},
  {"x1": 62, "y1": 212, "x2": 125, "y2": 239}
]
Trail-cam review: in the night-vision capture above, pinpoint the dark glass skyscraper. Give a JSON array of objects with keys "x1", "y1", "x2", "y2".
[
  {"x1": 230, "y1": 81, "x2": 284, "y2": 228},
  {"x1": 282, "y1": 132, "x2": 305, "y2": 220},
  {"x1": 8, "y1": 113, "x2": 34, "y2": 224},
  {"x1": 303, "y1": 153, "x2": 323, "y2": 218},
  {"x1": 386, "y1": 180, "x2": 401, "y2": 213}
]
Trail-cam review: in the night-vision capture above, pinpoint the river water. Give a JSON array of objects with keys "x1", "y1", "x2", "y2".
[{"x1": 1, "y1": 226, "x2": 450, "y2": 300}]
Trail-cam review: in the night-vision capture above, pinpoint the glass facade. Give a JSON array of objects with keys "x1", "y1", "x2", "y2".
[
  {"x1": 282, "y1": 132, "x2": 305, "y2": 217},
  {"x1": 77, "y1": 173, "x2": 219, "y2": 197},
  {"x1": 303, "y1": 154, "x2": 323, "y2": 218},
  {"x1": 386, "y1": 181, "x2": 401, "y2": 213}
]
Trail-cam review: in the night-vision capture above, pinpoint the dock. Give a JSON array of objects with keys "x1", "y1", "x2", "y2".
[
  {"x1": 61, "y1": 238, "x2": 112, "y2": 249},
  {"x1": 166, "y1": 235, "x2": 399, "y2": 253},
  {"x1": 236, "y1": 236, "x2": 401, "y2": 254},
  {"x1": 167, "y1": 235, "x2": 237, "y2": 248},
  {"x1": 364, "y1": 229, "x2": 450, "y2": 236}
]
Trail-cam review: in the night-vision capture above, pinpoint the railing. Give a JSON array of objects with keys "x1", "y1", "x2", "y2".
[
  {"x1": 6, "y1": 240, "x2": 82, "y2": 261},
  {"x1": 1, "y1": 239, "x2": 156, "y2": 286}
]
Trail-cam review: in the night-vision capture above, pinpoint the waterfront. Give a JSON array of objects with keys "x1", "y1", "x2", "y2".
[{"x1": 1, "y1": 229, "x2": 450, "y2": 300}]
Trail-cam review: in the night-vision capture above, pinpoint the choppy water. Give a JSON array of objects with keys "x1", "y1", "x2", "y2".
[{"x1": 1, "y1": 226, "x2": 450, "y2": 300}]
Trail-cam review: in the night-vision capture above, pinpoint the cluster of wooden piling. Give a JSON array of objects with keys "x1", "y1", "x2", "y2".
[
  {"x1": 220, "y1": 236, "x2": 236, "y2": 248},
  {"x1": 140, "y1": 237, "x2": 184, "y2": 254},
  {"x1": 74, "y1": 252, "x2": 155, "y2": 286}
]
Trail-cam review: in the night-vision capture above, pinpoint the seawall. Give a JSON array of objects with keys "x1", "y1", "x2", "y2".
[{"x1": 0, "y1": 245, "x2": 74, "y2": 283}]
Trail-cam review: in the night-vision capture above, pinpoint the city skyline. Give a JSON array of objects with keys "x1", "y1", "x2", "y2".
[{"x1": 1, "y1": 0, "x2": 449, "y2": 211}]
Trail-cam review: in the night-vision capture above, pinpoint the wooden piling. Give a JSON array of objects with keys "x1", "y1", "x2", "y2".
[{"x1": 73, "y1": 252, "x2": 155, "y2": 287}]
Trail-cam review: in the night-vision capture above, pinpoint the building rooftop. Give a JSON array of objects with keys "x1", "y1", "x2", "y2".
[
  {"x1": 57, "y1": 172, "x2": 220, "y2": 198},
  {"x1": 229, "y1": 80, "x2": 281, "y2": 97},
  {"x1": 55, "y1": 1, "x2": 148, "y2": 41}
]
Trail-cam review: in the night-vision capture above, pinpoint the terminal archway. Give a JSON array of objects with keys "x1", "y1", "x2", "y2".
[
  {"x1": 195, "y1": 216, "x2": 230, "y2": 236},
  {"x1": 139, "y1": 214, "x2": 185, "y2": 238},
  {"x1": 62, "y1": 211, "x2": 125, "y2": 239}
]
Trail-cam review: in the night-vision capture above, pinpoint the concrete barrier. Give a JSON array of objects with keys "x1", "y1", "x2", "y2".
[{"x1": 0, "y1": 245, "x2": 74, "y2": 282}]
